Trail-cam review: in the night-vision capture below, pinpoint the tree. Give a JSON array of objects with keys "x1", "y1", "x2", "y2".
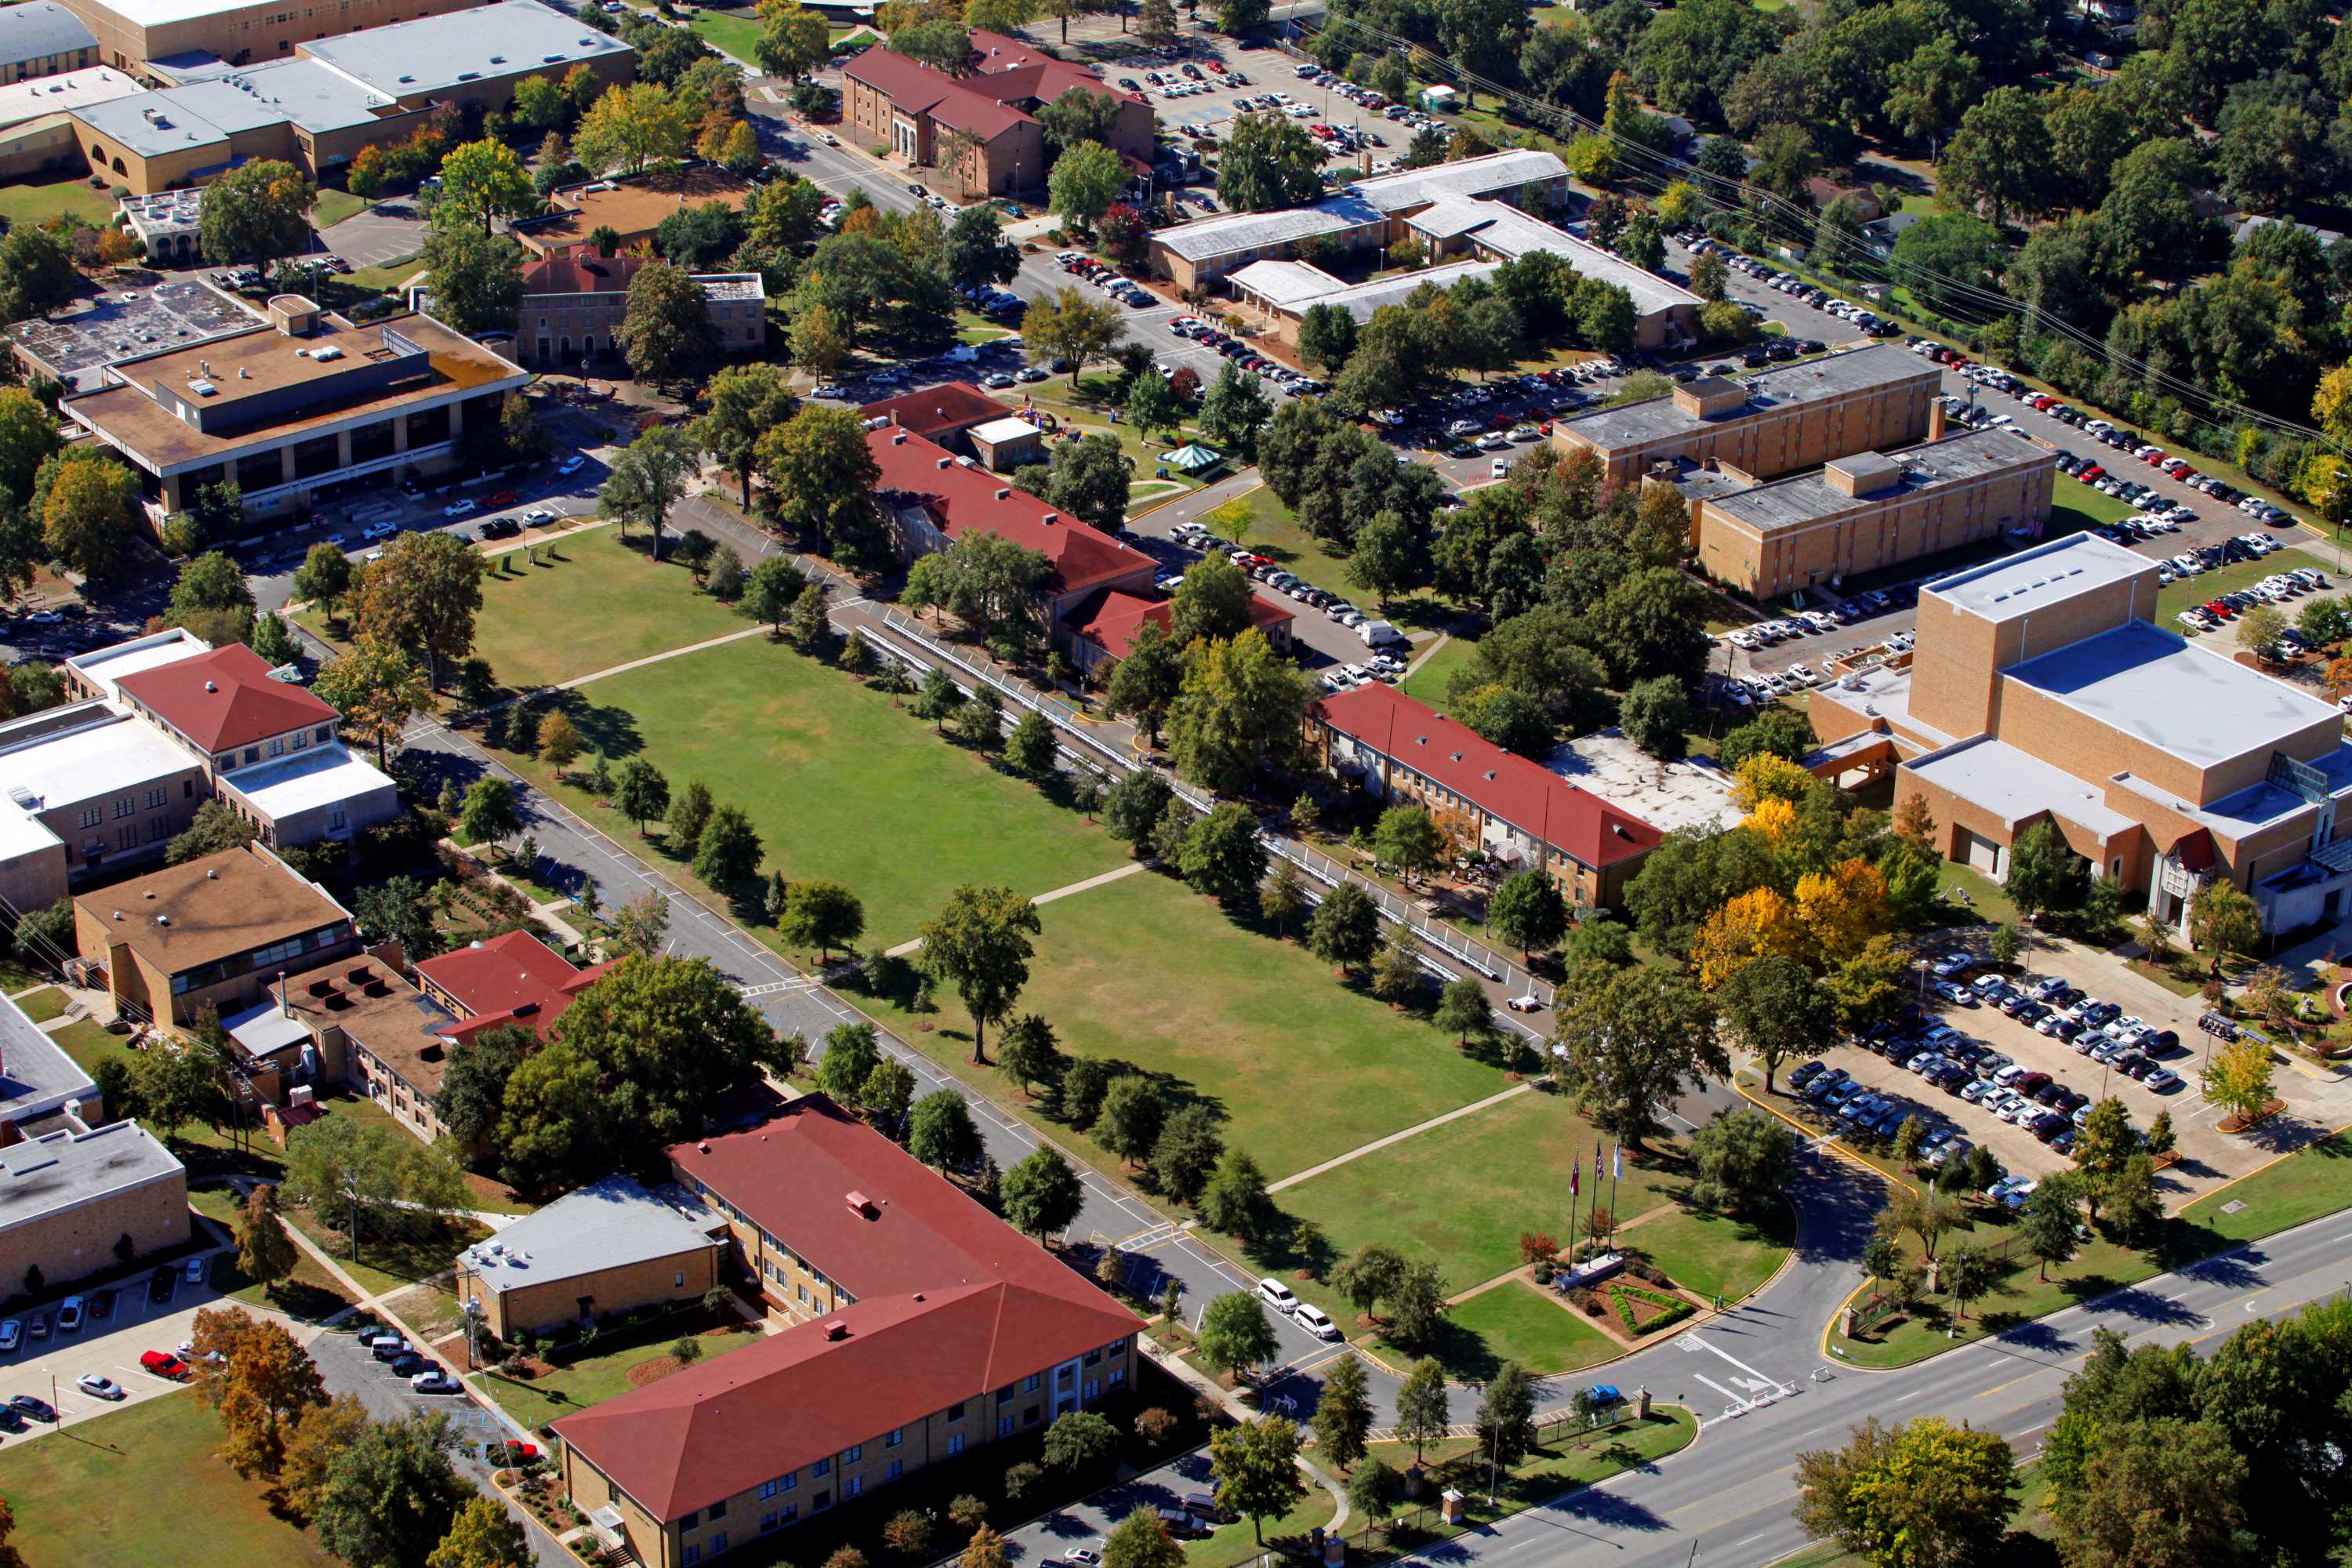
[
  {"x1": 1217, "y1": 112, "x2": 1325, "y2": 212},
  {"x1": 945, "y1": 205, "x2": 1021, "y2": 292},
  {"x1": 1385, "y1": 1261, "x2": 1449, "y2": 1349},
  {"x1": 38, "y1": 452, "x2": 139, "y2": 583},
  {"x1": 1167, "y1": 630, "x2": 1305, "y2": 794},
  {"x1": 1192, "y1": 1290, "x2": 1281, "y2": 1382},
  {"x1": 452, "y1": 777, "x2": 517, "y2": 851},
  {"x1": 1043, "y1": 1410, "x2": 1120, "y2": 1474},
  {"x1": 1096, "y1": 1075, "x2": 1167, "y2": 1167},
  {"x1": 426, "y1": 1495, "x2": 532, "y2": 1568},
  {"x1": 1347, "y1": 510, "x2": 1432, "y2": 610},
  {"x1": 779, "y1": 879, "x2": 864, "y2": 963},
  {"x1": 1552, "y1": 966, "x2": 1726, "y2": 1149},
  {"x1": 1103, "y1": 620, "x2": 1183, "y2": 746},
  {"x1": 920, "y1": 884, "x2": 1041, "y2": 1063},
  {"x1": 199, "y1": 159, "x2": 314, "y2": 271},
  {"x1": 2052, "y1": 1414, "x2": 2246, "y2": 1568},
  {"x1": 1347, "y1": 1457, "x2": 1399, "y2": 1532},
  {"x1": 1059, "y1": 1056, "x2": 1115, "y2": 1130},
  {"x1": 574, "y1": 82, "x2": 691, "y2": 176},
  {"x1": 1000, "y1": 1146, "x2": 1083, "y2": 1242},
  {"x1": 165, "y1": 798, "x2": 259, "y2": 867},
  {"x1": 1435, "y1": 976, "x2": 1494, "y2": 1048},
  {"x1": 738, "y1": 557, "x2": 808, "y2": 636},
  {"x1": 2189, "y1": 878, "x2": 2261, "y2": 975},
  {"x1": 1149, "y1": 1103, "x2": 1224, "y2": 1204},
  {"x1": 0, "y1": 225, "x2": 73, "y2": 321},
  {"x1": 2020, "y1": 1173, "x2": 2083, "y2": 1283},
  {"x1": 536, "y1": 710, "x2": 583, "y2": 778},
  {"x1": 2203, "y1": 1034, "x2": 2276, "y2": 1124},
  {"x1": 1022, "y1": 287, "x2": 1127, "y2": 385},
  {"x1": 1882, "y1": 1185, "x2": 1971, "y2": 1265},
  {"x1": 909, "y1": 1088, "x2": 982, "y2": 1172},
  {"x1": 435, "y1": 139, "x2": 536, "y2": 234},
  {"x1": 1168, "y1": 554, "x2": 1254, "y2": 649},
  {"x1": 235, "y1": 1185, "x2": 299, "y2": 1298},
  {"x1": 1476, "y1": 1360, "x2": 1540, "y2": 1471},
  {"x1": 1136, "y1": 0, "x2": 1177, "y2": 43},
  {"x1": 189, "y1": 1307, "x2": 328, "y2": 1479},
  {"x1": 606, "y1": 758, "x2": 670, "y2": 838},
  {"x1": 1313, "y1": 1352, "x2": 1374, "y2": 1470},
  {"x1": 616, "y1": 260, "x2": 719, "y2": 387},
  {"x1": 2005, "y1": 818, "x2": 2085, "y2": 924},
  {"x1": 1037, "y1": 433, "x2": 1134, "y2": 534},
  {"x1": 756, "y1": 0, "x2": 831, "y2": 77},
  {"x1": 1394, "y1": 1357, "x2": 1450, "y2": 1462},
  {"x1": 1047, "y1": 140, "x2": 1127, "y2": 234},
  {"x1": 863, "y1": 1055, "x2": 919, "y2": 1129},
  {"x1": 1217, "y1": 0, "x2": 1269, "y2": 31},
  {"x1": 1795, "y1": 1417, "x2": 2017, "y2": 1568},
  {"x1": 431, "y1": 1023, "x2": 532, "y2": 1149},
  {"x1": 1688, "y1": 1108, "x2": 1795, "y2": 1217},
  {"x1": 280, "y1": 1394, "x2": 372, "y2": 1523},
  {"x1": 1179, "y1": 802, "x2": 1268, "y2": 904},
  {"x1": 310, "y1": 1414, "x2": 471, "y2": 1568},
  {"x1": 1208, "y1": 1414, "x2": 1301, "y2": 1546},
  {"x1": 1124, "y1": 368, "x2": 1181, "y2": 441},
  {"x1": 1102, "y1": 768, "x2": 1174, "y2": 851},
  {"x1": 1197, "y1": 1147, "x2": 1270, "y2": 1238},
  {"x1": 1102, "y1": 1510, "x2": 1185, "y2": 1568},
  {"x1": 1617, "y1": 676, "x2": 1692, "y2": 761},
  {"x1": 1296, "y1": 303, "x2": 1358, "y2": 375},
  {"x1": 1196, "y1": 365, "x2": 1273, "y2": 459},
  {"x1": 891, "y1": 16, "x2": 972, "y2": 73},
  {"x1": 292, "y1": 542, "x2": 354, "y2": 626},
  {"x1": 1715, "y1": 953, "x2": 1838, "y2": 1093},
  {"x1": 817, "y1": 1020, "x2": 883, "y2": 1106},
  {"x1": 691, "y1": 364, "x2": 797, "y2": 511},
  {"x1": 1486, "y1": 869, "x2": 1568, "y2": 960},
  {"x1": 997, "y1": 1014, "x2": 1063, "y2": 1099},
  {"x1": 1308, "y1": 880, "x2": 1381, "y2": 977},
  {"x1": 353, "y1": 529, "x2": 487, "y2": 688}
]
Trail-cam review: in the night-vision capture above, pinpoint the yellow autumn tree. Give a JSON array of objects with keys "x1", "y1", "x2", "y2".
[
  {"x1": 1747, "y1": 796, "x2": 1799, "y2": 842},
  {"x1": 1733, "y1": 753, "x2": 1814, "y2": 812},
  {"x1": 1795, "y1": 856, "x2": 1891, "y2": 964},
  {"x1": 1693, "y1": 886, "x2": 1808, "y2": 989}
]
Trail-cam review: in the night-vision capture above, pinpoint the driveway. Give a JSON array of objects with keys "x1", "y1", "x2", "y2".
[{"x1": 320, "y1": 205, "x2": 426, "y2": 272}]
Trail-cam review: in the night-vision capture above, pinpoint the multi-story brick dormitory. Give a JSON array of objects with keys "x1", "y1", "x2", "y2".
[
  {"x1": 1809, "y1": 531, "x2": 2352, "y2": 939},
  {"x1": 554, "y1": 1095, "x2": 1140, "y2": 1568}
]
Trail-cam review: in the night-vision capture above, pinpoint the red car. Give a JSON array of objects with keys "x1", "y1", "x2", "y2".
[
  {"x1": 2204, "y1": 599, "x2": 2234, "y2": 619},
  {"x1": 484, "y1": 489, "x2": 520, "y2": 507},
  {"x1": 140, "y1": 1349, "x2": 189, "y2": 1380}
]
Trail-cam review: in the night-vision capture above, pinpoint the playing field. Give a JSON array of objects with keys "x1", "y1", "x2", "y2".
[{"x1": 511, "y1": 635, "x2": 1127, "y2": 944}]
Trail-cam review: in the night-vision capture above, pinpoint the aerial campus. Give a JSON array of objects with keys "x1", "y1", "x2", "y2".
[{"x1": 0, "y1": 0, "x2": 2344, "y2": 1562}]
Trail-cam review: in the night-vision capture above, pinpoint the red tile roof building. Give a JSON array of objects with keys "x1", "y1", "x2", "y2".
[
  {"x1": 114, "y1": 641, "x2": 337, "y2": 764},
  {"x1": 868, "y1": 419, "x2": 1163, "y2": 662},
  {"x1": 554, "y1": 1097, "x2": 1139, "y2": 1567},
  {"x1": 841, "y1": 30, "x2": 1154, "y2": 198},
  {"x1": 1061, "y1": 586, "x2": 1294, "y2": 676},
  {"x1": 1307, "y1": 683, "x2": 1663, "y2": 911},
  {"x1": 412, "y1": 929, "x2": 609, "y2": 1044},
  {"x1": 860, "y1": 382, "x2": 1010, "y2": 445}
]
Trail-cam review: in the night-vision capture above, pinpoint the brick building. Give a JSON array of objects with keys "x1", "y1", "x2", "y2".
[
  {"x1": 1809, "y1": 532, "x2": 2352, "y2": 938},
  {"x1": 457, "y1": 1173, "x2": 725, "y2": 1340},
  {"x1": 0, "y1": 1120, "x2": 186, "y2": 1297},
  {"x1": 413, "y1": 928, "x2": 608, "y2": 1045},
  {"x1": 1552, "y1": 344, "x2": 1941, "y2": 488},
  {"x1": 1305, "y1": 682, "x2": 1662, "y2": 911},
  {"x1": 842, "y1": 29, "x2": 1152, "y2": 199},
  {"x1": 512, "y1": 249, "x2": 763, "y2": 369},
  {"x1": 72, "y1": 841, "x2": 359, "y2": 1026},
  {"x1": 1688, "y1": 426, "x2": 2056, "y2": 598},
  {"x1": 62, "y1": 294, "x2": 531, "y2": 524},
  {"x1": 0, "y1": 2, "x2": 98, "y2": 82},
  {"x1": 0, "y1": 992, "x2": 103, "y2": 1138},
  {"x1": 554, "y1": 1096, "x2": 1138, "y2": 1568},
  {"x1": 64, "y1": 1, "x2": 632, "y2": 191}
]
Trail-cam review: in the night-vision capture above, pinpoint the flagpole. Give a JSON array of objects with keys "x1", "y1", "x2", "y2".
[
  {"x1": 1609, "y1": 1142, "x2": 1621, "y2": 1246},
  {"x1": 1566, "y1": 1156, "x2": 1581, "y2": 1272}
]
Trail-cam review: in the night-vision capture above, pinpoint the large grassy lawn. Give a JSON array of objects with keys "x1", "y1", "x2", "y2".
[
  {"x1": 2052, "y1": 475, "x2": 2137, "y2": 532},
  {"x1": 1275, "y1": 1089, "x2": 1682, "y2": 1289},
  {"x1": 0, "y1": 1395, "x2": 341, "y2": 1568},
  {"x1": 480, "y1": 1321, "x2": 764, "y2": 1432},
  {"x1": 682, "y1": 3, "x2": 766, "y2": 61},
  {"x1": 1419, "y1": 1278, "x2": 1621, "y2": 1379},
  {"x1": 0, "y1": 175, "x2": 114, "y2": 228},
  {"x1": 311, "y1": 188, "x2": 369, "y2": 227},
  {"x1": 2187, "y1": 1127, "x2": 2352, "y2": 1241},
  {"x1": 1368, "y1": 1408, "x2": 1698, "y2": 1536},
  {"x1": 510, "y1": 636, "x2": 1125, "y2": 945},
  {"x1": 301, "y1": 524, "x2": 747, "y2": 695},
  {"x1": 1625, "y1": 1201, "x2": 1795, "y2": 1305},
  {"x1": 872, "y1": 871, "x2": 1508, "y2": 1182},
  {"x1": 1397, "y1": 634, "x2": 1479, "y2": 714}
]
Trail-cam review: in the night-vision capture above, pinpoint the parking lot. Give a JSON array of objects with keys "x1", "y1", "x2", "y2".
[
  {"x1": 0, "y1": 1253, "x2": 227, "y2": 1445},
  {"x1": 1781, "y1": 937, "x2": 2352, "y2": 1210}
]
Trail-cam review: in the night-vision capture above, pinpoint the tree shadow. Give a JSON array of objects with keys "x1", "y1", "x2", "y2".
[{"x1": 540, "y1": 690, "x2": 644, "y2": 763}]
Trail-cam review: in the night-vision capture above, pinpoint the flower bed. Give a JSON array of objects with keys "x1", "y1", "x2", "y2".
[{"x1": 1607, "y1": 1282, "x2": 1695, "y2": 1337}]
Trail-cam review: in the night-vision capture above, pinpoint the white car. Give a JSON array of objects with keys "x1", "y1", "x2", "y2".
[
  {"x1": 521, "y1": 507, "x2": 556, "y2": 524},
  {"x1": 441, "y1": 497, "x2": 477, "y2": 517},
  {"x1": 1255, "y1": 1277, "x2": 1299, "y2": 1314},
  {"x1": 361, "y1": 521, "x2": 397, "y2": 541},
  {"x1": 1294, "y1": 1304, "x2": 1340, "y2": 1341},
  {"x1": 76, "y1": 1374, "x2": 125, "y2": 1400},
  {"x1": 1506, "y1": 994, "x2": 1542, "y2": 1013},
  {"x1": 557, "y1": 455, "x2": 586, "y2": 475},
  {"x1": 1489, "y1": 457, "x2": 1511, "y2": 479}
]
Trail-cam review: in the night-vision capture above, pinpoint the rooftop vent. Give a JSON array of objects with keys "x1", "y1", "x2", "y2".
[
  {"x1": 205, "y1": 867, "x2": 217, "y2": 878},
  {"x1": 935, "y1": 456, "x2": 951, "y2": 470},
  {"x1": 846, "y1": 1189, "x2": 876, "y2": 1217},
  {"x1": 825, "y1": 1322, "x2": 849, "y2": 1341},
  {"x1": 1040, "y1": 512, "x2": 1058, "y2": 524},
  {"x1": 154, "y1": 914, "x2": 169, "y2": 926},
  {"x1": 203, "y1": 680, "x2": 216, "y2": 692},
  {"x1": 994, "y1": 488, "x2": 1010, "y2": 500},
  {"x1": 188, "y1": 380, "x2": 216, "y2": 397}
]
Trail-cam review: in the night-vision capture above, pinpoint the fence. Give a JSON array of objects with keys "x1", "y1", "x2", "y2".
[{"x1": 868, "y1": 609, "x2": 1553, "y2": 1043}]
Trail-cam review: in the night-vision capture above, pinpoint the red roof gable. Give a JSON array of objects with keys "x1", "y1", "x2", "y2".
[
  {"x1": 1310, "y1": 684, "x2": 1662, "y2": 869},
  {"x1": 858, "y1": 382, "x2": 1007, "y2": 440},
  {"x1": 843, "y1": 38, "x2": 1142, "y2": 146},
  {"x1": 520, "y1": 249, "x2": 649, "y2": 296},
  {"x1": 868, "y1": 425, "x2": 1154, "y2": 599},
  {"x1": 413, "y1": 929, "x2": 608, "y2": 1043},
  {"x1": 555, "y1": 1097, "x2": 1138, "y2": 1520},
  {"x1": 116, "y1": 642, "x2": 336, "y2": 754},
  {"x1": 1065, "y1": 587, "x2": 1292, "y2": 661}
]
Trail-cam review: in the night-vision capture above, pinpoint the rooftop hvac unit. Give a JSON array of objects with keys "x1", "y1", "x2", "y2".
[{"x1": 188, "y1": 379, "x2": 216, "y2": 396}]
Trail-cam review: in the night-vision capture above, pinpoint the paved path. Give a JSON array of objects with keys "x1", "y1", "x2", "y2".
[
  {"x1": 1266, "y1": 1081, "x2": 1532, "y2": 1195},
  {"x1": 879, "y1": 861, "x2": 1151, "y2": 958}
]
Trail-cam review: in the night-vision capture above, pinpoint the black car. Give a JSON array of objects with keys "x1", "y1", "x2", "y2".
[
  {"x1": 1790, "y1": 1060, "x2": 1826, "y2": 1090},
  {"x1": 387, "y1": 1352, "x2": 429, "y2": 1377},
  {"x1": 9, "y1": 1396, "x2": 54, "y2": 1424},
  {"x1": 477, "y1": 517, "x2": 521, "y2": 540}
]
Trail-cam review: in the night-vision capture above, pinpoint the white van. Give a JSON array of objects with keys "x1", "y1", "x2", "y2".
[
  {"x1": 1357, "y1": 621, "x2": 1406, "y2": 650},
  {"x1": 1255, "y1": 1278, "x2": 1298, "y2": 1314},
  {"x1": 1294, "y1": 1304, "x2": 1339, "y2": 1341}
]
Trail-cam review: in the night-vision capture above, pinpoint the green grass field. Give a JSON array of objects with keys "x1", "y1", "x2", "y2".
[
  {"x1": 335, "y1": 254, "x2": 420, "y2": 292},
  {"x1": 300, "y1": 524, "x2": 750, "y2": 695},
  {"x1": 1398, "y1": 635, "x2": 1479, "y2": 714},
  {"x1": 2052, "y1": 474, "x2": 2138, "y2": 533},
  {"x1": 0, "y1": 1396, "x2": 341, "y2": 1568},
  {"x1": 12, "y1": 985, "x2": 67, "y2": 1023},
  {"x1": 1276, "y1": 1089, "x2": 1681, "y2": 1288},
  {"x1": 869, "y1": 870, "x2": 1508, "y2": 1181},
  {"x1": 50, "y1": 1015, "x2": 131, "y2": 1074},
  {"x1": 0, "y1": 175, "x2": 114, "y2": 229},
  {"x1": 1625, "y1": 1201, "x2": 1795, "y2": 1305},
  {"x1": 1370, "y1": 1408, "x2": 1698, "y2": 1533},
  {"x1": 507, "y1": 636, "x2": 1126, "y2": 945},
  {"x1": 481, "y1": 1322, "x2": 764, "y2": 1431},
  {"x1": 2187, "y1": 1128, "x2": 2352, "y2": 1241},
  {"x1": 682, "y1": 3, "x2": 766, "y2": 61},
  {"x1": 310, "y1": 189, "x2": 369, "y2": 227},
  {"x1": 1421, "y1": 1278, "x2": 1621, "y2": 1378}
]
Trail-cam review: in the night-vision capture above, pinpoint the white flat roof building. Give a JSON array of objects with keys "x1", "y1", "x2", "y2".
[
  {"x1": 0, "y1": 64, "x2": 136, "y2": 129},
  {"x1": 64, "y1": 626, "x2": 209, "y2": 702}
]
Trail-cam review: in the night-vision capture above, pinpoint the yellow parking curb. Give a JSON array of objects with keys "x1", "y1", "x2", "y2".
[{"x1": 1732, "y1": 1075, "x2": 1913, "y2": 1195}]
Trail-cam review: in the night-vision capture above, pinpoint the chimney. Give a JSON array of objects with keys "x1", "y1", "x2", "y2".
[{"x1": 279, "y1": 968, "x2": 289, "y2": 1018}]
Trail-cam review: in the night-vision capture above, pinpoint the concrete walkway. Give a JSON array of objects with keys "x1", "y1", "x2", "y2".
[
  {"x1": 880, "y1": 860, "x2": 1151, "y2": 957},
  {"x1": 1265, "y1": 1081, "x2": 1533, "y2": 1195}
]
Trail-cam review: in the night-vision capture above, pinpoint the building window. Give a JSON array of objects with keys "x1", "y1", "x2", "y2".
[
  {"x1": 675, "y1": 1272, "x2": 687, "y2": 1287},
  {"x1": 117, "y1": 825, "x2": 136, "y2": 850},
  {"x1": 811, "y1": 1458, "x2": 829, "y2": 1478},
  {"x1": 243, "y1": 748, "x2": 260, "y2": 766},
  {"x1": 329, "y1": 808, "x2": 347, "y2": 832},
  {"x1": 709, "y1": 1501, "x2": 726, "y2": 1520},
  {"x1": 684, "y1": 1548, "x2": 701, "y2": 1567},
  {"x1": 147, "y1": 818, "x2": 170, "y2": 843},
  {"x1": 681, "y1": 1512, "x2": 700, "y2": 1529},
  {"x1": 710, "y1": 1534, "x2": 728, "y2": 1555},
  {"x1": 1085, "y1": 1379, "x2": 1100, "y2": 1400},
  {"x1": 78, "y1": 808, "x2": 99, "y2": 829},
  {"x1": 844, "y1": 1477, "x2": 862, "y2": 1501},
  {"x1": 814, "y1": 1492, "x2": 831, "y2": 1513},
  {"x1": 885, "y1": 1428, "x2": 902, "y2": 1447},
  {"x1": 947, "y1": 1403, "x2": 965, "y2": 1421},
  {"x1": 1025, "y1": 1407, "x2": 1041, "y2": 1427},
  {"x1": 845, "y1": 1445, "x2": 860, "y2": 1465},
  {"x1": 998, "y1": 1416, "x2": 1014, "y2": 1438},
  {"x1": 144, "y1": 789, "x2": 167, "y2": 809},
  {"x1": 947, "y1": 1433, "x2": 964, "y2": 1456},
  {"x1": 291, "y1": 728, "x2": 307, "y2": 750},
  {"x1": 886, "y1": 1459, "x2": 903, "y2": 1482},
  {"x1": 1022, "y1": 1374, "x2": 1041, "y2": 1394},
  {"x1": 267, "y1": 738, "x2": 284, "y2": 757},
  {"x1": 1083, "y1": 1350, "x2": 1101, "y2": 1367},
  {"x1": 1109, "y1": 1367, "x2": 1125, "y2": 1388},
  {"x1": 314, "y1": 726, "x2": 330, "y2": 745}
]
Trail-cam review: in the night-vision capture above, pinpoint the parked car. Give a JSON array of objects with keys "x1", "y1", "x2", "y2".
[
  {"x1": 139, "y1": 1349, "x2": 189, "y2": 1379},
  {"x1": 1255, "y1": 1278, "x2": 1298, "y2": 1313},
  {"x1": 76, "y1": 1374, "x2": 125, "y2": 1401}
]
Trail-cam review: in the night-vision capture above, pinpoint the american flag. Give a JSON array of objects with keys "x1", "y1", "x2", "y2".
[{"x1": 1570, "y1": 1156, "x2": 1581, "y2": 1198}]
